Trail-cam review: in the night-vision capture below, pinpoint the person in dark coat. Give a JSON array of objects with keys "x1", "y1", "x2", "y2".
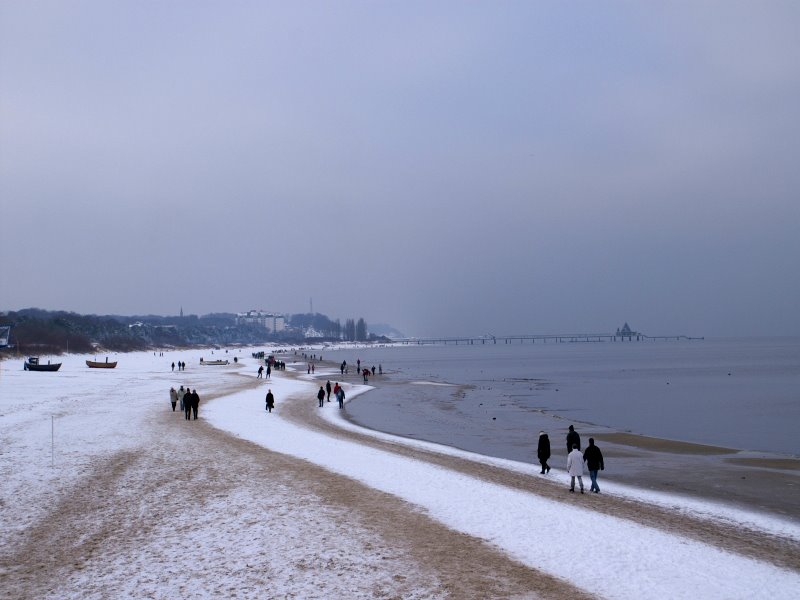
[
  {"x1": 257, "y1": 365, "x2": 264, "y2": 378},
  {"x1": 583, "y1": 437, "x2": 605, "y2": 493},
  {"x1": 266, "y1": 389, "x2": 275, "y2": 413},
  {"x1": 325, "y1": 380, "x2": 332, "y2": 402},
  {"x1": 183, "y1": 389, "x2": 192, "y2": 420},
  {"x1": 336, "y1": 385, "x2": 346, "y2": 409},
  {"x1": 317, "y1": 386, "x2": 325, "y2": 407},
  {"x1": 537, "y1": 431, "x2": 551, "y2": 474},
  {"x1": 190, "y1": 389, "x2": 200, "y2": 420},
  {"x1": 566, "y1": 425, "x2": 580, "y2": 454}
]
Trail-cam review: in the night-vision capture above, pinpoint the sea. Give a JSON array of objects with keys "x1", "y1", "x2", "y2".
[{"x1": 321, "y1": 337, "x2": 800, "y2": 460}]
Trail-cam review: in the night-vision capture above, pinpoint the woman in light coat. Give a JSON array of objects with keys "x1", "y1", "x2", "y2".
[{"x1": 566, "y1": 445, "x2": 585, "y2": 493}]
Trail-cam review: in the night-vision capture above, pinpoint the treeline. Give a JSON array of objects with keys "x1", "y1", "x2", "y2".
[
  {"x1": 286, "y1": 314, "x2": 374, "y2": 342},
  {"x1": 0, "y1": 308, "x2": 388, "y2": 355}
]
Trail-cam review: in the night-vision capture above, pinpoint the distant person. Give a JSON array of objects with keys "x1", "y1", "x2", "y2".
[
  {"x1": 371, "y1": 365, "x2": 376, "y2": 375},
  {"x1": 340, "y1": 361, "x2": 345, "y2": 375},
  {"x1": 378, "y1": 364, "x2": 382, "y2": 375},
  {"x1": 583, "y1": 438, "x2": 605, "y2": 493},
  {"x1": 178, "y1": 385, "x2": 186, "y2": 411},
  {"x1": 317, "y1": 386, "x2": 326, "y2": 408},
  {"x1": 266, "y1": 389, "x2": 275, "y2": 413},
  {"x1": 257, "y1": 365, "x2": 264, "y2": 379},
  {"x1": 566, "y1": 425, "x2": 581, "y2": 454},
  {"x1": 311, "y1": 363, "x2": 315, "y2": 374},
  {"x1": 326, "y1": 380, "x2": 332, "y2": 402},
  {"x1": 183, "y1": 388, "x2": 192, "y2": 420},
  {"x1": 362, "y1": 368, "x2": 370, "y2": 383},
  {"x1": 357, "y1": 359, "x2": 361, "y2": 372},
  {"x1": 266, "y1": 364, "x2": 271, "y2": 379},
  {"x1": 336, "y1": 385, "x2": 346, "y2": 409},
  {"x1": 537, "y1": 431, "x2": 551, "y2": 474},
  {"x1": 308, "y1": 364, "x2": 311, "y2": 375},
  {"x1": 190, "y1": 389, "x2": 200, "y2": 420},
  {"x1": 567, "y1": 444, "x2": 585, "y2": 493},
  {"x1": 171, "y1": 362, "x2": 175, "y2": 372},
  {"x1": 169, "y1": 387, "x2": 178, "y2": 412}
]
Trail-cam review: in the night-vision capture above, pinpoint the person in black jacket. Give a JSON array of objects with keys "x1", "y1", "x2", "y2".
[
  {"x1": 537, "y1": 431, "x2": 551, "y2": 474},
  {"x1": 583, "y1": 437, "x2": 605, "y2": 493},
  {"x1": 325, "y1": 380, "x2": 332, "y2": 402},
  {"x1": 566, "y1": 424, "x2": 580, "y2": 454},
  {"x1": 190, "y1": 389, "x2": 200, "y2": 420},
  {"x1": 317, "y1": 386, "x2": 326, "y2": 408},
  {"x1": 265, "y1": 389, "x2": 275, "y2": 413},
  {"x1": 183, "y1": 388, "x2": 192, "y2": 420}
]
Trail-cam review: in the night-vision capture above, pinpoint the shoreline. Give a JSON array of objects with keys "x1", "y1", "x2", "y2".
[{"x1": 329, "y1": 359, "x2": 800, "y2": 519}]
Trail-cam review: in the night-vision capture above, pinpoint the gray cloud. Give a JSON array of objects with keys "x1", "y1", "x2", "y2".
[{"x1": 2, "y1": 2, "x2": 799, "y2": 337}]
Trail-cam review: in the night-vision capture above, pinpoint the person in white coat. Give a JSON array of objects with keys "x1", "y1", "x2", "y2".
[{"x1": 566, "y1": 444, "x2": 585, "y2": 493}]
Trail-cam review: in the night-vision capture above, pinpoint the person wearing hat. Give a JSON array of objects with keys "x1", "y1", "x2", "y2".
[
  {"x1": 566, "y1": 424, "x2": 580, "y2": 454},
  {"x1": 537, "y1": 431, "x2": 551, "y2": 474}
]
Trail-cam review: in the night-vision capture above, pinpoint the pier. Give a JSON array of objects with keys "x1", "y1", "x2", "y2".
[{"x1": 390, "y1": 333, "x2": 703, "y2": 345}]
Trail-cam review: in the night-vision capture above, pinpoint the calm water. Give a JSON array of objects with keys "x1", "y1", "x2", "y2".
[{"x1": 322, "y1": 337, "x2": 800, "y2": 460}]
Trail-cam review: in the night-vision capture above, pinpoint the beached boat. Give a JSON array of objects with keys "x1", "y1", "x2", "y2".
[
  {"x1": 24, "y1": 357, "x2": 62, "y2": 372},
  {"x1": 86, "y1": 359, "x2": 117, "y2": 369},
  {"x1": 200, "y1": 359, "x2": 229, "y2": 365}
]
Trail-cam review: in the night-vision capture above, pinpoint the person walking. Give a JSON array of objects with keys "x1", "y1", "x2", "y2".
[
  {"x1": 190, "y1": 389, "x2": 200, "y2": 420},
  {"x1": 566, "y1": 424, "x2": 581, "y2": 454},
  {"x1": 171, "y1": 362, "x2": 175, "y2": 372},
  {"x1": 325, "y1": 380, "x2": 332, "y2": 402},
  {"x1": 336, "y1": 385, "x2": 345, "y2": 409},
  {"x1": 317, "y1": 386, "x2": 325, "y2": 408},
  {"x1": 266, "y1": 389, "x2": 275, "y2": 413},
  {"x1": 583, "y1": 438, "x2": 605, "y2": 493},
  {"x1": 567, "y1": 444, "x2": 585, "y2": 493},
  {"x1": 183, "y1": 388, "x2": 192, "y2": 420},
  {"x1": 266, "y1": 364, "x2": 271, "y2": 379},
  {"x1": 257, "y1": 365, "x2": 264, "y2": 379},
  {"x1": 178, "y1": 385, "x2": 186, "y2": 411},
  {"x1": 169, "y1": 387, "x2": 178, "y2": 412},
  {"x1": 537, "y1": 431, "x2": 551, "y2": 474}
]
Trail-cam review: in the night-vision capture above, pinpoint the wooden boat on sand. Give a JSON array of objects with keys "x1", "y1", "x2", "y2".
[
  {"x1": 24, "y1": 357, "x2": 62, "y2": 372},
  {"x1": 86, "y1": 359, "x2": 117, "y2": 368},
  {"x1": 200, "y1": 358, "x2": 229, "y2": 365}
]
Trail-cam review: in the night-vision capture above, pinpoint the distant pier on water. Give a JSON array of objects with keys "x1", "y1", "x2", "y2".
[{"x1": 391, "y1": 323, "x2": 704, "y2": 345}]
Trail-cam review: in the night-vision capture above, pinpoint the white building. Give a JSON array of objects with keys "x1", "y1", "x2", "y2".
[{"x1": 236, "y1": 310, "x2": 285, "y2": 333}]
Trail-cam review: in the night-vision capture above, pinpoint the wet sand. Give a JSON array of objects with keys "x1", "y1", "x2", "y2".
[{"x1": 331, "y1": 362, "x2": 800, "y2": 520}]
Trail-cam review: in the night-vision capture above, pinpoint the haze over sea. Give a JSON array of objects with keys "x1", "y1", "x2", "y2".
[{"x1": 324, "y1": 337, "x2": 800, "y2": 459}]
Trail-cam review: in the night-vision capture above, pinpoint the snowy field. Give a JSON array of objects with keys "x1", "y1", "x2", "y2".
[{"x1": 1, "y1": 348, "x2": 799, "y2": 599}]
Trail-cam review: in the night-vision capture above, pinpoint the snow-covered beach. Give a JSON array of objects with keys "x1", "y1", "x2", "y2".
[{"x1": 1, "y1": 348, "x2": 798, "y2": 599}]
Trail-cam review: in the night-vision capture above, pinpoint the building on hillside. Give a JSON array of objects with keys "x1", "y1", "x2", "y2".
[
  {"x1": 236, "y1": 310, "x2": 285, "y2": 333},
  {"x1": 0, "y1": 325, "x2": 10, "y2": 347}
]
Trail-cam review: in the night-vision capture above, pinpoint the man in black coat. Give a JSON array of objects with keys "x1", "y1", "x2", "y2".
[
  {"x1": 583, "y1": 437, "x2": 605, "y2": 493},
  {"x1": 537, "y1": 431, "x2": 551, "y2": 474},
  {"x1": 566, "y1": 424, "x2": 580, "y2": 454},
  {"x1": 266, "y1": 389, "x2": 275, "y2": 413},
  {"x1": 317, "y1": 386, "x2": 325, "y2": 408},
  {"x1": 325, "y1": 380, "x2": 332, "y2": 402},
  {"x1": 190, "y1": 389, "x2": 200, "y2": 420},
  {"x1": 183, "y1": 389, "x2": 192, "y2": 420}
]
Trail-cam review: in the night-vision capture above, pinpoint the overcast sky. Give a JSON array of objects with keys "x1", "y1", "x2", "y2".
[{"x1": 2, "y1": 2, "x2": 799, "y2": 338}]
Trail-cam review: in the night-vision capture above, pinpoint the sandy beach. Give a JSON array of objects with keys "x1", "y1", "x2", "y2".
[{"x1": 1, "y1": 349, "x2": 798, "y2": 599}]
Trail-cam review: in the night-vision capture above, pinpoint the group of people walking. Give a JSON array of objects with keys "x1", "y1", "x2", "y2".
[
  {"x1": 317, "y1": 380, "x2": 346, "y2": 408},
  {"x1": 169, "y1": 385, "x2": 200, "y2": 420},
  {"x1": 171, "y1": 361, "x2": 186, "y2": 372},
  {"x1": 537, "y1": 424, "x2": 605, "y2": 493}
]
